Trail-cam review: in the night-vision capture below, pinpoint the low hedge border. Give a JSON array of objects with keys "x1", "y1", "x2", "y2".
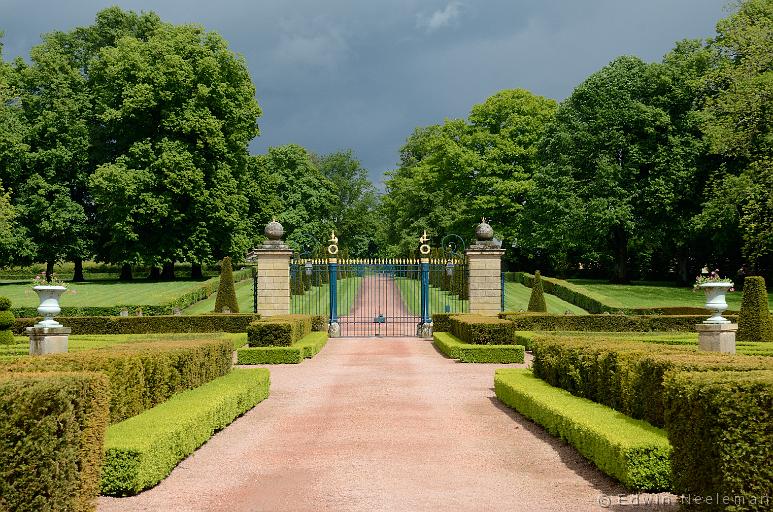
[
  {"x1": 100, "y1": 368, "x2": 270, "y2": 496},
  {"x1": 247, "y1": 314, "x2": 313, "y2": 347},
  {"x1": 531, "y1": 335, "x2": 773, "y2": 427},
  {"x1": 237, "y1": 332, "x2": 328, "y2": 365},
  {"x1": 664, "y1": 370, "x2": 773, "y2": 510},
  {"x1": 506, "y1": 272, "x2": 620, "y2": 313},
  {"x1": 433, "y1": 332, "x2": 524, "y2": 363},
  {"x1": 1, "y1": 339, "x2": 232, "y2": 423},
  {"x1": 495, "y1": 368, "x2": 672, "y2": 491},
  {"x1": 449, "y1": 314, "x2": 516, "y2": 345},
  {"x1": 10, "y1": 269, "x2": 252, "y2": 318},
  {"x1": 498, "y1": 312, "x2": 736, "y2": 332},
  {"x1": 0, "y1": 371, "x2": 110, "y2": 512},
  {"x1": 12, "y1": 314, "x2": 260, "y2": 336}
]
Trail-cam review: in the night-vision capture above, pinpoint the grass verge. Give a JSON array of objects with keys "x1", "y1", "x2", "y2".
[
  {"x1": 100, "y1": 368, "x2": 270, "y2": 496},
  {"x1": 433, "y1": 332, "x2": 524, "y2": 363},
  {"x1": 495, "y1": 368, "x2": 672, "y2": 491}
]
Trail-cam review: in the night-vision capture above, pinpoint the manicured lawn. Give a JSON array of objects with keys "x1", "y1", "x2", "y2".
[
  {"x1": 185, "y1": 279, "x2": 255, "y2": 314},
  {"x1": 505, "y1": 282, "x2": 588, "y2": 315},
  {"x1": 394, "y1": 277, "x2": 469, "y2": 315},
  {"x1": 0, "y1": 332, "x2": 247, "y2": 358},
  {"x1": 567, "y1": 279, "x2": 773, "y2": 311},
  {"x1": 0, "y1": 280, "x2": 217, "y2": 308}
]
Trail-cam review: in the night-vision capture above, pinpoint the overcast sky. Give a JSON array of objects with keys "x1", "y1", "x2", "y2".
[{"x1": 1, "y1": 0, "x2": 729, "y2": 185}]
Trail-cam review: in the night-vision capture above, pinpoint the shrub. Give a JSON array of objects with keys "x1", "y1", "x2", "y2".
[
  {"x1": 0, "y1": 371, "x2": 110, "y2": 512},
  {"x1": 664, "y1": 370, "x2": 773, "y2": 511},
  {"x1": 311, "y1": 315, "x2": 328, "y2": 332},
  {"x1": 433, "y1": 332, "x2": 524, "y2": 363},
  {"x1": 530, "y1": 335, "x2": 773, "y2": 427},
  {"x1": 737, "y1": 276, "x2": 773, "y2": 343},
  {"x1": 1, "y1": 339, "x2": 232, "y2": 423},
  {"x1": 247, "y1": 314, "x2": 312, "y2": 347},
  {"x1": 0, "y1": 296, "x2": 14, "y2": 345},
  {"x1": 297, "y1": 332, "x2": 328, "y2": 358},
  {"x1": 101, "y1": 368, "x2": 270, "y2": 496},
  {"x1": 449, "y1": 314, "x2": 516, "y2": 345},
  {"x1": 214, "y1": 256, "x2": 239, "y2": 313},
  {"x1": 495, "y1": 369, "x2": 672, "y2": 491},
  {"x1": 432, "y1": 313, "x2": 454, "y2": 333},
  {"x1": 527, "y1": 271, "x2": 547, "y2": 312},
  {"x1": 12, "y1": 314, "x2": 260, "y2": 336},
  {"x1": 498, "y1": 312, "x2": 732, "y2": 332},
  {"x1": 237, "y1": 346, "x2": 304, "y2": 364}
]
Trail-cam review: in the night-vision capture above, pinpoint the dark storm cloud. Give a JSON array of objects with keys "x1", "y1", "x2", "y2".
[{"x1": 1, "y1": 0, "x2": 728, "y2": 184}]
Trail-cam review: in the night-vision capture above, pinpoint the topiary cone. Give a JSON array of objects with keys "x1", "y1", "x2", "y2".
[
  {"x1": 528, "y1": 271, "x2": 548, "y2": 312},
  {"x1": 214, "y1": 257, "x2": 239, "y2": 313},
  {"x1": 737, "y1": 276, "x2": 773, "y2": 342}
]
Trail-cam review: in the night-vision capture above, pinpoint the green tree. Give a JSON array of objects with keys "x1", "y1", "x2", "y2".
[{"x1": 87, "y1": 13, "x2": 261, "y2": 276}]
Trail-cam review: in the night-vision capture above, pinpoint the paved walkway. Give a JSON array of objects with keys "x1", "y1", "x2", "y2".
[
  {"x1": 338, "y1": 275, "x2": 417, "y2": 337},
  {"x1": 99, "y1": 338, "x2": 677, "y2": 512}
]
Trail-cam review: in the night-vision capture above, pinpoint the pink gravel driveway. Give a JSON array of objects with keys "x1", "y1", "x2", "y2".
[{"x1": 99, "y1": 338, "x2": 677, "y2": 512}]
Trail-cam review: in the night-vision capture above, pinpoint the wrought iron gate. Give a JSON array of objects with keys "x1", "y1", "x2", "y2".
[{"x1": 289, "y1": 256, "x2": 468, "y2": 337}]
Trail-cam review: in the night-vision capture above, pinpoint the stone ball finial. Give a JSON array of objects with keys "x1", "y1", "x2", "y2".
[
  {"x1": 476, "y1": 217, "x2": 494, "y2": 241},
  {"x1": 265, "y1": 219, "x2": 284, "y2": 241}
]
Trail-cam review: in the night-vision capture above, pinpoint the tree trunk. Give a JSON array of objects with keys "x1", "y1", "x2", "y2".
[
  {"x1": 148, "y1": 267, "x2": 161, "y2": 280},
  {"x1": 119, "y1": 263, "x2": 133, "y2": 281},
  {"x1": 190, "y1": 262, "x2": 203, "y2": 279},
  {"x1": 45, "y1": 260, "x2": 54, "y2": 282},
  {"x1": 610, "y1": 228, "x2": 629, "y2": 283},
  {"x1": 161, "y1": 261, "x2": 175, "y2": 280},
  {"x1": 73, "y1": 258, "x2": 85, "y2": 282}
]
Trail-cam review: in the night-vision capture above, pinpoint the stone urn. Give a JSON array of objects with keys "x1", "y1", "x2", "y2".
[
  {"x1": 700, "y1": 282, "x2": 733, "y2": 324},
  {"x1": 33, "y1": 285, "x2": 67, "y2": 328}
]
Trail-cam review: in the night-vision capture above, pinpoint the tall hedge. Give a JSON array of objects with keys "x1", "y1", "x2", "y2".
[
  {"x1": 737, "y1": 276, "x2": 773, "y2": 342},
  {"x1": 0, "y1": 296, "x2": 14, "y2": 345},
  {"x1": 527, "y1": 271, "x2": 547, "y2": 312},
  {"x1": 0, "y1": 371, "x2": 110, "y2": 512},
  {"x1": 214, "y1": 257, "x2": 239, "y2": 313}
]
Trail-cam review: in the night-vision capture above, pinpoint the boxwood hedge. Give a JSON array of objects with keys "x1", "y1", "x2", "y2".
[
  {"x1": 0, "y1": 371, "x2": 110, "y2": 512},
  {"x1": 12, "y1": 314, "x2": 260, "y2": 336},
  {"x1": 498, "y1": 312, "x2": 733, "y2": 332},
  {"x1": 495, "y1": 369, "x2": 672, "y2": 491},
  {"x1": 449, "y1": 314, "x2": 516, "y2": 345},
  {"x1": 238, "y1": 332, "x2": 328, "y2": 364},
  {"x1": 247, "y1": 314, "x2": 313, "y2": 347},
  {"x1": 433, "y1": 332, "x2": 524, "y2": 363}
]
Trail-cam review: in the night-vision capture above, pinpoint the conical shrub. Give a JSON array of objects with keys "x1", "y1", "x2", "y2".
[
  {"x1": 214, "y1": 257, "x2": 239, "y2": 313},
  {"x1": 737, "y1": 276, "x2": 773, "y2": 342},
  {"x1": 528, "y1": 271, "x2": 548, "y2": 312},
  {"x1": 0, "y1": 297, "x2": 15, "y2": 345}
]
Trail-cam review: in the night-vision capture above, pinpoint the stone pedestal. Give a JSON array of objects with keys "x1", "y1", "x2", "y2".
[
  {"x1": 696, "y1": 323, "x2": 737, "y2": 354},
  {"x1": 417, "y1": 322, "x2": 433, "y2": 339},
  {"x1": 28, "y1": 326, "x2": 71, "y2": 355},
  {"x1": 466, "y1": 245, "x2": 505, "y2": 316}
]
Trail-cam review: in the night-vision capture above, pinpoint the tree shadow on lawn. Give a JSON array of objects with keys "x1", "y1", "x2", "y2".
[{"x1": 487, "y1": 395, "x2": 679, "y2": 511}]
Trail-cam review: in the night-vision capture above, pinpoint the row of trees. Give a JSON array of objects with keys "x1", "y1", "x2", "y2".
[
  {"x1": 380, "y1": 0, "x2": 773, "y2": 283},
  {"x1": 0, "y1": 7, "x2": 380, "y2": 279}
]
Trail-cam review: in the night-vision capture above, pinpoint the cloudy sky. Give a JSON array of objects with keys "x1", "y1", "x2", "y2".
[{"x1": 1, "y1": 0, "x2": 729, "y2": 185}]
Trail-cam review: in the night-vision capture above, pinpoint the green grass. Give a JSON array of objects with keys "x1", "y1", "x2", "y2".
[
  {"x1": 184, "y1": 279, "x2": 255, "y2": 314},
  {"x1": 567, "y1": 279, "x2": 773, "y2": 311},
  {"x1": 101, "y1": 368, "x2": 270, "y2": 496},
  {"x1": 504, "y1": 282, "x2": 588, "y2": 315},
  {"x1": 495, "y1": 368, "x2": 672, "y2": 491},
  {"x1": 0, "y1": 280, "x2": 220, "y2": 308},
  {"x1": 394, "y1": 277, "x2": 469, "y2": 315},
  {"x1": 433, "y1": 332, "x2": 524, "y2": 363},
  {"x1": 0, "y1": 332, "x2": 248, "y2": 358}
]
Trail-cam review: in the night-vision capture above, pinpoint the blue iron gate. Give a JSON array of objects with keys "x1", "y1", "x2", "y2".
[{"x1": 288, "y1": 256, "x2": 468, "y2": 337}]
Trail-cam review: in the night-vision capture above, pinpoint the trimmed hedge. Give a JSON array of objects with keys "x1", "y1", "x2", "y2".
[
  {"x1": 0, "y1": 371, "x2": 110, "y2": 512},
  {"x1": 0, "y1": 296, "x2": 14, "y2": 345},
  {"x1": 527, "y1": 271, "x2": 547, "y2": 312},
  {"x1": 664, "y1": 370, "x2": 773, "y2": 511},
  {"x1": 737, "y1": 276, "x2": 773, "y2": 343},
  {"x1": 238, "y1": 332, "x2": 328, "y2": 364},
  {"x1": 311, "y1": 315, "x2": 328, "y2": 332},
  {"x1": 498, "y1": 312, "x2": 734, "y2": 332},
  {"x1": 433, "y1": 332, "x2": 524, "y2": 363},
  {"x1": 495, "y1": 369, "x2": 672, "y2": 491},
  {"x1": 12, "y1": 314, "x2": 260, "y2": 336},
  {"x1": 9, "y1": 268, "x2": 252, "y2": 318},
  {"x1": 1, "y1": 339, "x2": 232, "y2": 423},
  {"x1": 531, "y1": 335, "x2": 773, "y2": 427},
  {"x1": 449, "y1": 314, "x2": 516, "y2": 345},
  {"x1": 432, "y1": 313, "x2": 454, "y2": 333},
  {"x1": 101, "y1": 368, "x2": 270, "y2": 496},
  {"x1": 214, "y1": 256, "x2": 239, "y2": 313},
  {"x1": 247, "y1": 314, "x2": 312, "y2": 347}
]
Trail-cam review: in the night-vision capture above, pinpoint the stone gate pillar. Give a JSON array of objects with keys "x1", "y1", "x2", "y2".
[
  {"x1": 255, "y1": 220, "x2": 292, "y2": 317},
  {"x1": 466, "y1": 219, "x2": 505, "y2": 316}
]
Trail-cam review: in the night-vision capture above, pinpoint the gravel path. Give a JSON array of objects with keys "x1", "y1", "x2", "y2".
[
  {"x1": 339, "y1": 275, "x2": 417, "y2": 337},
  {"x1": 99, "y1": 338, "x2": 677, "y2": 512}
]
